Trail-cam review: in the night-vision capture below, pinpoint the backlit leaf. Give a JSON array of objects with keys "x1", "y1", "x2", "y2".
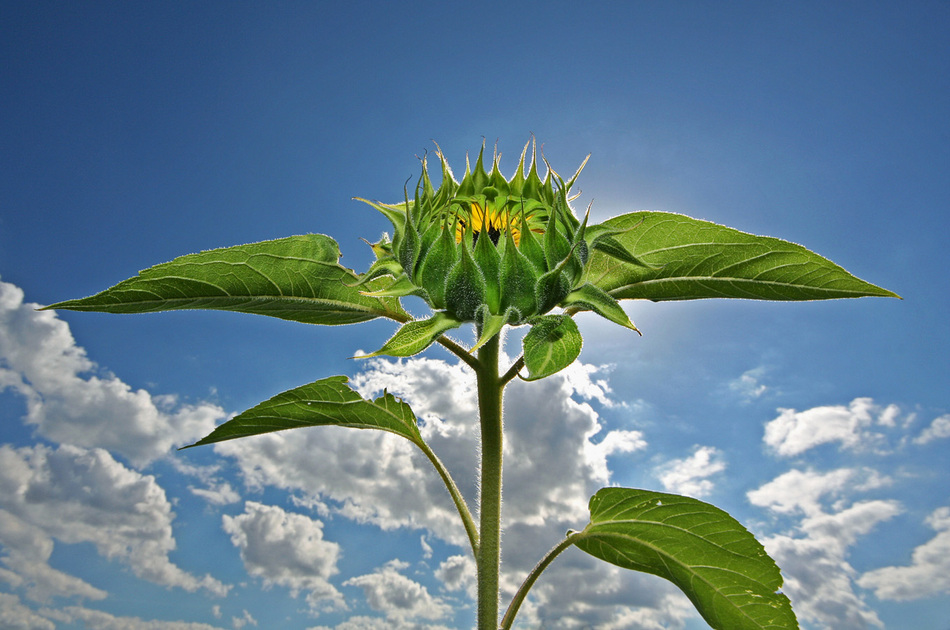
[
  {"x1": 585, "y1": 212, "x2": 899, "y2": 302},
  {"x1": 184, "y1": 375, "x2": 422, "y2": 447},
  {"x1": 575, "y1": 488, "x2": 798, "y2": 630},
  {"x1": 562, "y1": 283, "x2": 640, "y2": 332},
  {"x1": 357, "y1": 311, "x2": 462, "y2": 358},
  {"x1": 47, "y1": 234, "x2": 407, "y2": 325},
  {"x1": 522, "y1": 315, "x2": 582, "y2": 380}
]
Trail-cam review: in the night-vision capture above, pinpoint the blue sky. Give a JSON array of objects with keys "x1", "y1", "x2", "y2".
[{"x1": 1, "y1": 2, "x2": 948, "y2": 628}]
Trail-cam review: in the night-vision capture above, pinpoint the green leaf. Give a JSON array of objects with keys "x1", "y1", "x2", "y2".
[
  {"x1": 562, "y1": 283, "x2": 640, "y2": 333},
  {"x1": 522, "y1": 315, "x2": 582, "y2": 380},
  {"x1": 574, "y1": 488, "x2": 798, "y2": 630},
  {"x1": 47, "y1": 234, "x2": 408, "y2": 325},
  {"x1": 585, "y1": 212, "x2": 899, "y2": 301},
  {"x1": 590, "y1": 233, "x2": 652, "y2": 268},
  {"x1": 347, "y1": 256, "x2": 404, "y2": 287},
  {"x1": 357, "y1": 311, "x2": 462, "y2": 358},
  {"x1": 355, "y1": 197, "x2": 407, "y2": 236},
  {"x1": 184, "y1": 375, "x2": 422, "y2": 447},
  {"x1": 359, "y1": 273, "x2": 423, "y2": 299}
]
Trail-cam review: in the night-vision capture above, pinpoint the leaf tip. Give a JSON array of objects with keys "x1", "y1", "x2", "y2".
[{"x1": 350, "y1": 350, "x2": 379, "y2": 360}]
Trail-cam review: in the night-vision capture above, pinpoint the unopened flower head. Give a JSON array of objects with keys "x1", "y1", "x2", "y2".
[
  {"x1": 354, "y1": 140, "x2": 640, "y2": 356},
  {"x1": 357, "y1": 142, "x2": 591, "y2": 319}
]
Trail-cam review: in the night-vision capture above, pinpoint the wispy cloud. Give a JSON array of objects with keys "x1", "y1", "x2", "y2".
[
  {"x1": 763, "y1": 398, "x2": 906, "y2": 457},
  {"x1": 912, "y1": 414, "x2": 950, "y2": 445},
  {"x1": 858, "y1": 505, "x2": 950, "y2": 600},
  {"x1": 654, "y1": 445, "x2": 726, "y2": 498},
  {"x1": 171, "y1": 460, "x2": 242, "y2": 506},
  {"x1": 728, "y1": 366, "x2": 769, "y2": 401},
  {"x1": 231, "y1": 609, "x2": 258, "y2": 629}
]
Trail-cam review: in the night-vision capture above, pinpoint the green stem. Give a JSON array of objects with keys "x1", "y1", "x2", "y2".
[
  {"x1": 500, "y1": 532, "x2": 582, "y2": 629},
  {"x1": 438, "y1": 335, "x2": 480, "y2": 371},
  {"x1": 476, "y1": 334, "x2": 504, "y2": 630},
  {"x1": 500, "y1": 354, "x2": 525, "y2": 386},
  {"x1": 416, "y1": 439, "x2": 479, "y2": 554}
]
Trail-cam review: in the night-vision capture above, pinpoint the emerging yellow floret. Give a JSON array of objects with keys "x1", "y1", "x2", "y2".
[{"x1": 454, "y1": 201, "x2": 544, "y2": 248}]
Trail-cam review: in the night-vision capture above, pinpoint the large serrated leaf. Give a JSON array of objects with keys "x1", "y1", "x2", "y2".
[
  {"x1": 584, "y1": 212, "x2": 899, "y2": 302},
  {"x1": 184, "y1": 375, "x2": 422, "y2": 447},
  {"x1": 575, "y1": 488, "x2": 798, "y2": 630},
  {"x1": 47, "y1": 234, "x2": 407, "y2": 325},
  {"x1": 522, "y1": 315, "x2": 582, "y2": 380}
]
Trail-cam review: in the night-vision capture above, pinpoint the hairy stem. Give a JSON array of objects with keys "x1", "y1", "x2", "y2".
[
  {"x1": 476, "y1": 334, "x2": 504, "y2": 629},
  {"x1": 438, "y1": 335, "x2": 481, "y2": 371},
  {"x1": 500, "y1": 354, "x2": 525, "y2": 386}
]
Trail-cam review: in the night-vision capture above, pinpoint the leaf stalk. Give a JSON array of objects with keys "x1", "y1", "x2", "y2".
[
  {"x1": 500, "y1": 532, "x2": 582, "y2": 629},
  {"x1": 415, "y1": 439, "x2": 479, "y2": 555}
]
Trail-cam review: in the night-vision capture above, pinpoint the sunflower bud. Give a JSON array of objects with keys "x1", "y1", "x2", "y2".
[{"x1": 355, "y1": 140, "x2": 639, "y2": 358}]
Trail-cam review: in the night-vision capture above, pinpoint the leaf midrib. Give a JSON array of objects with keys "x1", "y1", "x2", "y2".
[
  {"x1": 66, "y1": 293, "x2": 395, "y2": 316},
  {"x1": 607, "y1": 274, "x2": 881, "y2": 298},
  {"x1": 266, "y1": 396, "x2": 418, "y2": 433}
]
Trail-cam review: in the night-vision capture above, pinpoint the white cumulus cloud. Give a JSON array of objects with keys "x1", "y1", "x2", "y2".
[
  {"x1": 434, "y1": 554, "x2": 475, "y2": 598},
  {"x1": 307, "y1": 616, "x2": 453, "y2": 630},
  {"x1": 41, "y1": 605, "x2": 227, "y2": 629},
  {"x1": 0, "y1": 508, "x2": 107, "y2": 604},
  {"x1": 654, "y1": 445, "x2": 726, "y2": 498},
  {"x1": 0, "y1": 443, "x2": 228, "y2": 601},
  {"x1": 749, "y1": 468, "x2": 901, "y2": 629},
  {"x1": 343, "y1": 559, "x2": 451, "y2": 621},
  {"x1": 223, "y1": 501, "x2": 344, "y2": 613},
  {"x1": 747, "y1": 467, "x2": 891, "y2": 517},
  {"x1": 0, "y1": 279, "x2": 225, "y2": 467},
  {"x1": 0, "y1": 593, "x2": 55, "y2": 630}
]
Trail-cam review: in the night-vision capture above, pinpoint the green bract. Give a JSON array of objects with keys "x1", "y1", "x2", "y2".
[{"x1": 356, "y1": 142, "x2": 640, "y2": 356}]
